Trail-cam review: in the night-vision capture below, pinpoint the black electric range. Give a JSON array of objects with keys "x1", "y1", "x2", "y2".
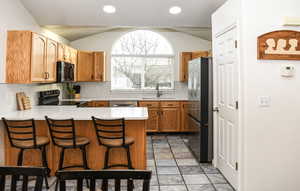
[{"x1": 38, "y1": 90, "x2": 85, "y2": 106}]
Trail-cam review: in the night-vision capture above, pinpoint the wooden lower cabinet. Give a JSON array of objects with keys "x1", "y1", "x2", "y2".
[
  {"x1": 93, "y1": 101, "x2": 109, "y2": 107},
  {"x1": 181, "y1": 102, "x2": 188, "y2": 132},
  {"x1": 160, "y1": 106, "x2": 181, "y2": 132},
  {"x1": 139, "y1": 101, "x2": 181, "y2": 132},
  {"x1": 85, "y1": 101, "x2": 109, "y2": 107},
  {"x1": 146, "y1": 108, "x2": 160, "y2": 132},
  {"x1": 139, "y1": 101, "x2": 159, "y2": 132}
]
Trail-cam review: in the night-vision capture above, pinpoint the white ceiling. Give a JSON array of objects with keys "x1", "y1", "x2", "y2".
[
  {"x1": 43, "y1": 26, "x2": 213, "y2": 41},
  {"x1": 20, "y1": 0, "x2": 226, "y2": 41}
]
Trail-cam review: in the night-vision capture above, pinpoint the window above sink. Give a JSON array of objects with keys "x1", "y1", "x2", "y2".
[{"x1": 111, "y1": 30, "x2": 175, "y2": 91}]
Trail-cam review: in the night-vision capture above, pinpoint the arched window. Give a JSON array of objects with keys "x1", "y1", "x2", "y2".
[{"x1": 111, "y1": 30, "x2": 174, "y2": 90}]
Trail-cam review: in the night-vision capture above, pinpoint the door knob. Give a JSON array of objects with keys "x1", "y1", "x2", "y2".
[{"x1": 213, "y1": 107, "x2": 219, "y2": 112}]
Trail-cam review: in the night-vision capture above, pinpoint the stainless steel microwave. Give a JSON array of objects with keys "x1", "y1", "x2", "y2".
[{"x1": 56, "y1": 61, "x2": 75, "y2": 82}]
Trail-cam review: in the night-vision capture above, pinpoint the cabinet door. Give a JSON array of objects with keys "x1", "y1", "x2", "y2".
[
  {"x1": 64, "y1": 46, "x2": 72, "y2": 63},
  {"x1": 146, "y1": 108, "x2": 160, "y2": 132},
  {"x1": 45, "y1": 39, "x2": 57, "y2": 82},
  {"x1": 57, "y1": 44, "x2": 65, "y2": 61},
  {"x1": 31, "y1": 33, "x2": 47, "y2": 82},
  {"x1": 180, "y1": 52, "x2": 192, "y2": 82},
  {"x1": 160, "y1": 107, "x2": 180, "y2": 132},
  {"x1": 77, "y1": 51, "x2": 94, "y2": 81},
  {"x1": 191, "y1": 51, "x2": 209, "y2": 60},
  {"x1": 69, "y1": 48, "x2": 78, "y2": 80},
  {"x1": 93, "y1": 101, "x2": 109, "y2": 107},
  {"x1": 181, "y1": 102, "x2": 190, "y2": 132},
  {"x1": 93, "y1": 52, "x2": 105, "y2": 81}
]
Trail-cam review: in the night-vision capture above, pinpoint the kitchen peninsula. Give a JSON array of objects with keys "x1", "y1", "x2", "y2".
[{"x1": 0, "y1": 106, "x2": 148, "y2": 175}]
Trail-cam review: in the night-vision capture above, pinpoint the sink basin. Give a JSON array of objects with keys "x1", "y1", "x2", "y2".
[{"x1": 142, "y1": 97, "x2": 176, "y2": 100}]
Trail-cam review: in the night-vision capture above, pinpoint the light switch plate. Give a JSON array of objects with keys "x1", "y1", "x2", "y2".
[{"x1": 259, "y1": 96, "x2": 271, "y2": 107}]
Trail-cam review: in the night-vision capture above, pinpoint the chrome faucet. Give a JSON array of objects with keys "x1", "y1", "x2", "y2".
[{"x1": 156, "y1": 83, "x2": 163, "y2": 98}]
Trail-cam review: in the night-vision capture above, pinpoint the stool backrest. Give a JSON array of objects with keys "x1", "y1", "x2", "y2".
[
  {"x1": 1, "y1": 118, "x2": 38, "y2": 148},
  {"x1": 0, "y1": 166, "x2": 46, "y2": 191},
  {"x1": 92, "y1": 117, "x2": 126, "y2": 146},
  {"x1": 56, "y1": 169, "x2": 152, "y2": 191},
  {"x1": 45, "y1": 116, "x2": 77, "y2": 147}
]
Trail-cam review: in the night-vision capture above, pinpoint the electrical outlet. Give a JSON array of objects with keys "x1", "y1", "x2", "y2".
[{"x1": 259, "y1": 96, "x2": 271, "y2": 107}]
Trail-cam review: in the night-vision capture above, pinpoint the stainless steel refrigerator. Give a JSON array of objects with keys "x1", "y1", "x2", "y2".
[{"x1": 187, "y1": 57, "x2": 213, "y2": 162}]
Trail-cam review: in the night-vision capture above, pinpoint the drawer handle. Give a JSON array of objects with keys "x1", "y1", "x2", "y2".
[
  {"x1": 147, "y1": 104, "x2": 152, "y2": 106},
  {"x1": 168, "y1": 104, "x2": 173, "y2": 106}
]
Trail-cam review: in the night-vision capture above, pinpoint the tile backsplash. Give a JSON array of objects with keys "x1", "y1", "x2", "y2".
[
  {"x1": 74, "y1": 81, "x2": 188, "y2": 100},
  {"x1": 0, "y1": 83, "x2": 62, "y2": 113}
]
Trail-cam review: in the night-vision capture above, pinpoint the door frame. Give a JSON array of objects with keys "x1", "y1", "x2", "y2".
[{"x1": 212, "y1": 23, "x2": 244, "y2": 190}]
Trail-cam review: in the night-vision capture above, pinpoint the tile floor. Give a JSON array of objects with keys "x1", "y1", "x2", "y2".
[
  {"x1": 5, "y1": 135, "x2": 235, "y2": 191},
  {"x1": 147, "y1": 135, "x2": 235, "y2": 191}
]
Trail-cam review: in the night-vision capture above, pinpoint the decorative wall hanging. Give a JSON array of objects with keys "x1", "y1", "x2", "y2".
[{"x1": 258, "y1": 30, "x2": 300, "y2": 60}]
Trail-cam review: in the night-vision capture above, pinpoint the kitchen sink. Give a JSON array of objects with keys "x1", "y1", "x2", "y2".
[{"x1": 142, "y1": 97, "x2": 176, "y2": 100}]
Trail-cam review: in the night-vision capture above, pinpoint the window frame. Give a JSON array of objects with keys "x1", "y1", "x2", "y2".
[{"x1": 110, "y1": 31, "x2": 175, "y2": 92}]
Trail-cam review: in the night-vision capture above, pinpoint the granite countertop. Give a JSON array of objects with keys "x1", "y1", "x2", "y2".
[{"x1": 2, "y1": 106, "x2": 149, "y2": 121}]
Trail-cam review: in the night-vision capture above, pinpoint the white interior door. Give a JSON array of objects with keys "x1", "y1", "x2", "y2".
[{"x1": 214, "y1": 26, "x2": 239, "y2": 189}]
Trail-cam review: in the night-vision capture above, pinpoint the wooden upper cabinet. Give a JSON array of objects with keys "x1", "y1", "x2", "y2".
[
  {"x1": 180, "y1": 52, "x2": 192, "y2": 82},
  {"x1": 6, "y1": 31, "x2": 62, "y2": 83},
  {"x1": 45, "y1": 39, "x2": 58, "y2": 82},
  {"x1": 77, "y1": 51, "x2": 105, "y2": 82},
  {"x1": 57, "y1": 44, "x2": 65, "y2": 62},
  {"x1": 94, "y1": 52, "x2": 105, "y2": 82},
  {"x1": 58, "y1": 44, "x2": 74, "y2": 63},
  {"x1": 6, "y1": 31, "x2": 32, "y2": 83},
  {"x1": 31, "y1": 33, "x2": 47, "y2": 82},
  {"x1": 180, "y1": 51, "x2": 209, "y2": 82},
  {"x1": 6, "y1": 31, "x2": 58, "y2": 83},
  {"x1": 191, "y1": 51, "x2": 209, "y2": 60},
  {"x1": 77, "y1": 51, "x2": 94, "y2": 82}
]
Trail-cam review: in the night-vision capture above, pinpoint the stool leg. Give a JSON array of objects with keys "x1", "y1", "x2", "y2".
[
  {"x1": 40, "y1": 146, "x2": 50, "y2": 189},
  {"x1": 81, "y1": 146, "x2": 90, "y2": 188},
  {"x1": 126, "y1": 146, "x2": 134, "y2": 169},
  {"x1": 17, "y1": 149, "x2": 24, "y2": 166},
  {"x1": 104, "y1": 147, "x2": 110, "y2": 169},
  {"x1": 16, "y1": 149, "x2": 24, "y2": 181},
  {"x1": 81, "y1": 146, "x2": 89, "y2": 169},
  {"x1": 41, "y1": 146, "x2": 50, "y2": 175},
  {"x1": 58, "y1": 148, "x2": 65, "y2": 170}
]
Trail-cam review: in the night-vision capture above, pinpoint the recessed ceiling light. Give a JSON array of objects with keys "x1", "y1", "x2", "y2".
[
  {"x1": 103, "y1": 5, "x2": 116, "y2": 14},
  {"x1": 169, "y1": 6, "x2": 182, "y2": 15}
]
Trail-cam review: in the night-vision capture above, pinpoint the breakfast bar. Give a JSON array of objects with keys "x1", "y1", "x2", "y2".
[{"x1": 0, "y1": 106, "x2": 148, "y2": 175}]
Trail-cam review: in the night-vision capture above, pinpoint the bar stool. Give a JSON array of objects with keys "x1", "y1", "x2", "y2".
[
  {"x1": 45, "y1": 116, "x2": 90, "y2": 171},
  {"x1": 91, "y1": 117, "x2": 135, "y2": 169},
  {"x1": 1, "y1": 118, "x2": 50, "y2": 189}
]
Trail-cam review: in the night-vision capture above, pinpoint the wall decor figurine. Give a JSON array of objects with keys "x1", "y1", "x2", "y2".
[{"x1": 258, "y1": 30, "x2": 300, "y2": 60}]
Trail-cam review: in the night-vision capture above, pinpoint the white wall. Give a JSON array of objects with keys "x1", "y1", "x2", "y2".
[
  {"x1": 0, "y1": 0, "x2": 68, "y2": 164},
  {"x1": 213, "y1": 0, "x2": 300, "y2": 190},
  {"x1": 0, "y1": 0, "x2": 69, "y2": 83},
  {"x1": 70, "y1": 29, "x2": 212, "y2": 82},
  {"x1": 241, "y1": 0, "x2": 300, "y2": 190}
]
